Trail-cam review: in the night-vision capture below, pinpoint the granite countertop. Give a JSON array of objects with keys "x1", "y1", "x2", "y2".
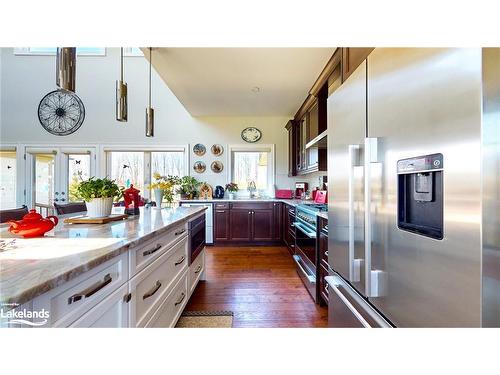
[
  {"x1": 0, "y1": 206, "x2": 206, "y2": 306},
  {"x1": 179, "y1": 198, "x2": 306, "y2": 207},
  {"x1": 317, "y1": 211, "x2": 328, "y2": 220}
]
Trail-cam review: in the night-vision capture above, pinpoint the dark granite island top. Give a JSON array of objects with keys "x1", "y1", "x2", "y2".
[{"x1": 0, "y1": 206, "x2": 206, "y2": 306}]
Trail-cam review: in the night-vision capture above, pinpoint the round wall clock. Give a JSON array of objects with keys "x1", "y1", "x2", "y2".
[
  {"x1": 38, "y1": 90, "x2": 85, "y2": 136},
  {"x1": 241, "y1": 127, "x2": 262, "y2": 143}
]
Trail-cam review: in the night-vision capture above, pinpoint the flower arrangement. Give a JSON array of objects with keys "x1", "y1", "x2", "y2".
[
  {"x1": 225, "y1": 182, "x2": 238, "y2": 193},
  {"x1": 149, "y1": 173, "x2": 179, "y2": 205}
]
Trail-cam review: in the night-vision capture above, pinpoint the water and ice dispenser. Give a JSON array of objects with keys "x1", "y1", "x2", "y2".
[{"x1": 397, "y1": 153, "x2": 444, "y2": 240}]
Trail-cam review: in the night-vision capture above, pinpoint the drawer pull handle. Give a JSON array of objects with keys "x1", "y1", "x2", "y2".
[
  {"x1": 68, "y1": 273, "x2": 112, "y2": 305},
  {"x1": 143, "y1": 244, "x2": 162, "y2": 257},
  {"x1": 194, "y1": 265, "x2": 202, "y2": 274},
  {"x1": 174, "y1": 256, "x2": 186, "y2": 266},
  {"x1": 175, "y1": 229, "x2": 186, "y2": 236},
  {"x1": 174, "y1": 293, "x2": 186, "y2": 306},
  {"x1": 216, "y1": 210, "x2": 225, "y2": 213},
  {"x1": 143, "y1": 281, "x2": 162, "y2": 300}
]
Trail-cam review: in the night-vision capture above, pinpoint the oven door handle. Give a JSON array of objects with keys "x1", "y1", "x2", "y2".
[
  {"x1": 293, "y1": 255, "x2": 316, "y2": 283},
  {"x1": 293, "y1": 221, "x2": 317, "y2": 239}
]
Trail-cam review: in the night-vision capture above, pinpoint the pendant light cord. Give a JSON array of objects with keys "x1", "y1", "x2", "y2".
[
  {"x1": 120, "y1": 47, "x2": 124, "y2": 81},
  {"x1": 149, "y1": 47, "x2": 152, "y2": 107}
]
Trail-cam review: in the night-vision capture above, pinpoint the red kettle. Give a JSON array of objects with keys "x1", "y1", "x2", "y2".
[{"x1": 8, "y1": 209, "x2": 59, "y2": 238}]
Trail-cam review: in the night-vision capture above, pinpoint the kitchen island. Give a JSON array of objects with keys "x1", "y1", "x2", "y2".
[{"x1": 0, "y1": 206, "x2": 206, "y2": 328}]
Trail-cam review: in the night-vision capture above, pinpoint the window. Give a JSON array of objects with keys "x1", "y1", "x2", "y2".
[
  {"x1": 109, "y1": 152, "x2": 145, "y2": 192},
  {"x1": 0, "y1": 150, "x2": 17, "y2": 209},
  {"x1": 14, "y1": 47, "x2": 106, "y2": 56},
  {"x1": 106, "y1": 149, "x2": 186, "y2": 200},
  {"x1": 123, "y1": 47, "x2": 144, "y2": 57},
  {"x1": 230, "y1": 145, "x2": 274, "y2": 196}
]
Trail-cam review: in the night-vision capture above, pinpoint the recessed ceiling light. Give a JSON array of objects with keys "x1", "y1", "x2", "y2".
[{"x1": 251, "y1": 86, "x2": 261, "y2": 93}]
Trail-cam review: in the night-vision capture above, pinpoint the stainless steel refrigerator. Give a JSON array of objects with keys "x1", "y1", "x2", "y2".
[{"x1": 326, "y1": 48, "x2": 500, "y2": 327}]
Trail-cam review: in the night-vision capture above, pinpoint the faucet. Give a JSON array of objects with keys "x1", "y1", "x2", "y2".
[{"x1": 248, "y1": 180, "x2": 257, "y2": 198}]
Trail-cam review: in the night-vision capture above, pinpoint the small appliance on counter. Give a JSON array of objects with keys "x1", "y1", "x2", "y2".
[
  {"x1": 123, "y1": 184, "x2": 140, "y2": 215},
  {"x1": 295, "y1": 182, "x2": 308, "y2": 199},
  {"x1": 275, "y1": 189, "x2": 294, "y2": 199},
  {"x1": 214, "y1": 185, "x2": 225, "y2": 199}
]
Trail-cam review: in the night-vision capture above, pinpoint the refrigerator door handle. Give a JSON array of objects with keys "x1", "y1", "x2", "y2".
[
  {"x1": 348, "y1": 144, "x2": 360, "y2": 283},
  {"x1": 364, "y1": 137, "x2": 378, "y2": 297}
]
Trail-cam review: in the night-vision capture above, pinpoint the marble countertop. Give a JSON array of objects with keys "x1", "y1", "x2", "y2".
[
  {"x1": 0, "y1": 206, "x2": 206, "y2": 306},
  {"x1": 179, "y1": 198, "x2": 306, "y2": 207}
]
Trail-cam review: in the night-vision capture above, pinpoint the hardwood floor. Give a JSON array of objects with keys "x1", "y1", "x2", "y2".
[{"x1": 185, "y1": 246, "x2": 328, "y2": 328}]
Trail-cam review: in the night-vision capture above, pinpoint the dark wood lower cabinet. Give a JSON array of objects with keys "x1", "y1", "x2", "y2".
[
  {"x1": 229, "y1": 209, "x2": 252, "y2": 241},
  {"x1": 252, "y1": 208, "x2": 274, "y2": 241},
  {"x1": 282, "y1": 204, "x2": 296, "y2": 255},
  {"x1": 214, "y1": 207, "x2": 230, "y2": 242},
  {"x1": 272, "y1": 202, "x2": 282, "y2": 241}
]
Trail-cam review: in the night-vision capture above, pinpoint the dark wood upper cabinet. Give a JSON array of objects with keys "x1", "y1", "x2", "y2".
[
  {"x1": 341, "y1": 47, "x2": 374, "y2": 82},
  {"x1": 285, "y1": 120, "x2": 298, "y2": 177}
]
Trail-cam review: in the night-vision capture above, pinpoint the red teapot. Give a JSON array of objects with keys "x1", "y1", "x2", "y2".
[{"x1": 8, "y1": 209, "x2": 59, "y2": 238}]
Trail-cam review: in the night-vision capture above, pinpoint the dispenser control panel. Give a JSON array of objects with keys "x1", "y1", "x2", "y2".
[{"x1": 397, "y1": 153, "x2": 443, "y2": 174}]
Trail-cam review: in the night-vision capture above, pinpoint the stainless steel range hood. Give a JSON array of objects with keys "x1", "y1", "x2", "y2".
[{"x1": 305, "y1": 129, "x2": 327, "y2": 149}]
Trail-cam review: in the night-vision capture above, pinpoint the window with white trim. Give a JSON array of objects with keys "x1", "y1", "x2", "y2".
[
  {"x1": 123, "y1": 47, "x2": 143, "y2": 57},
  {"x1": 105, "y1": 148, "x2": 186, "y2": 200},
  {"x1": 14, "y1": 47, "x2": 106, "y2": 56},
  {"x1": 230, "y1": 145, "x2": 274, "y2": 197}
]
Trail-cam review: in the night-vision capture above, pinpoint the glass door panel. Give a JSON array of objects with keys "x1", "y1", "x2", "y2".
[
  {"x1": 34, "y1": 153, "x2": 56, "y2": 215},
  {"x1": 0, "y1": 150, "x2": 17, "y2": 209},
  {"x1": 109, "y1": 151, "x2": 144, "y2": 191},
  {"x1": 67, "y1": 153, "x2": 91, "y2": 202}
]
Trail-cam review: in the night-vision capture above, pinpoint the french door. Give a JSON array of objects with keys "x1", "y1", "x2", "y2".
[{"x1": 25, "y1": 146, "x2": 96, "y2": 215}]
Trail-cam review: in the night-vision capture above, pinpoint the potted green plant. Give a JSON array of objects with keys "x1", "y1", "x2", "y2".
[
  {"x1": 76, "y1": 177, "x2": 123, "y2": 217},
  {"x1": 225, "y1": 182, "x2": 238, "y2": 200},
  {"x1": 176, "y1": 176, "x2": 201, "y2": 200}
]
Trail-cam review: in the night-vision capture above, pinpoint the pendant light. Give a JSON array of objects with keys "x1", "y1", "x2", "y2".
[
  {"x1": 56, "y1": 47, "x2": 76, "y2": 92},
  {"x1": 145, "y1": 47, "x2": 154, "y2": 137},
  {"x1": 116, "y1": 47, "x2": 128, "y2": 122}
]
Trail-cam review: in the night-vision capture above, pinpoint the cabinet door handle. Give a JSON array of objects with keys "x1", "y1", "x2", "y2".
[
  {"x1": 143, "y1": 244, "x2": 162, "y2": 257},
  {"x1": 194, "y1": 265, "x2": 202, "y2": 274},
  {"x1": 68, "y1": 273, "x2": 112, "y2": 305},
  {"x1": 248, "y1": 211, "x2": 251, "y2": 215},
  {"x1": 174, "y1": 292, "x2": 186, "y2": 306},
  {"x1": 174, "y1": 256, "x2": 186, "y2": 266},
  {"x1": 143, "y1": 280, "x2": 162, "y2": 300},
  {"x1": 325, "y1": 250, "x2": 329, "y2": 257},
  {"x1": 175, "y1": 229, "x2": 186, "y2": 236}
]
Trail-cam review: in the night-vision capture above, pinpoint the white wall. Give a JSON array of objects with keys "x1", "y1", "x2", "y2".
[{"x1": 0, "y1": 48, "x2": 325, "y2": 194}]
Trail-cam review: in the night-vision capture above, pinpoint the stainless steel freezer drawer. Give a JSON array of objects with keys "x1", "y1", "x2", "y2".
[{"x1": 326, "y1": 274, "x2": 391, "y2": 328}]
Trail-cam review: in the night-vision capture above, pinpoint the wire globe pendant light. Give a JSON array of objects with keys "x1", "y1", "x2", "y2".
[
  {"x1": 145, "y1": 47, "x2": 154, "y2": 137},
  {"x1": 116, "y1": 47, "x2": 128, "y2": 122}
]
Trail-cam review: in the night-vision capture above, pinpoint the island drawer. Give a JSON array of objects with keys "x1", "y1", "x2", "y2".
[
  {"x1": 129, "y1": 236, "x2": 188, "y2": 327},
  {"x1": 188, "y1": 249, "x2": 205, "y2": 296},
  {"x1": 32, "y1": 253, "x2": 129, "y2": 328},
  {"x1": 145, "y1": 271, "x2": 188, "y2": 328},
  {"x1": 214, "y1": 202, "x2": 229, "y2": 209},
  {"x1": 129, "y1": 222, "x2": 187, "y2": 276}
]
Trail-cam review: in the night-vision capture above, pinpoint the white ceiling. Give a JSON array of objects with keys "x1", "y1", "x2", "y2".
[{"x1": 146, "y1": 48, "x2": 336, "y2": 117}]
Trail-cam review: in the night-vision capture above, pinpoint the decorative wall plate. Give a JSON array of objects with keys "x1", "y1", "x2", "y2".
[
  {"x1": 193, "y1": 161, "x2": 206, "y2": 173},
  {"x1": 211, "y1": 144, "x2": 224, "y2": 156},
  {"x1": 193, "y1": 144, "x2": 206, "y2": 156},
  {"x1": 241, "y1": 127, "x2": 262, "y2": 143},
  {"x1": 38, "y1": 89, "x2": 85, "y2": 136},
  {"x1": 211, "y1": 161, "x2": 223, "y2": 173}
]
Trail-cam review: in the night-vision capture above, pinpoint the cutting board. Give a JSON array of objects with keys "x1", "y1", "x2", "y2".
[{"x1": 64, "y1": 214, "x2": 128, "y2": 224}]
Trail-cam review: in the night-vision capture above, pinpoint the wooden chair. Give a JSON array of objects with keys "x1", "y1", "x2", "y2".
[
  {"x1": 54, "y1": 202, "x2": 87, "y2": 215},
  {"x1": 0, "y1": 205, "x2": 29, "y2": 223}
]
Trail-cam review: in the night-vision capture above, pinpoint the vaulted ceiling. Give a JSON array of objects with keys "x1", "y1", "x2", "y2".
[{"x1": 145, "y1": 48, "x2": 335, "y2": 116}]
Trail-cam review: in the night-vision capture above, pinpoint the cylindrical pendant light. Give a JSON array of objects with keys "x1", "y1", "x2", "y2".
[
  {"x1": 116, "y1": 48, "x2": 128, "y2": 122},
  {"x1": 56, "y1": 47, "x2": 76, "y2": 92},
  {"x1": 145, "y1": 47, "x2": 154, "y2": 137}
]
